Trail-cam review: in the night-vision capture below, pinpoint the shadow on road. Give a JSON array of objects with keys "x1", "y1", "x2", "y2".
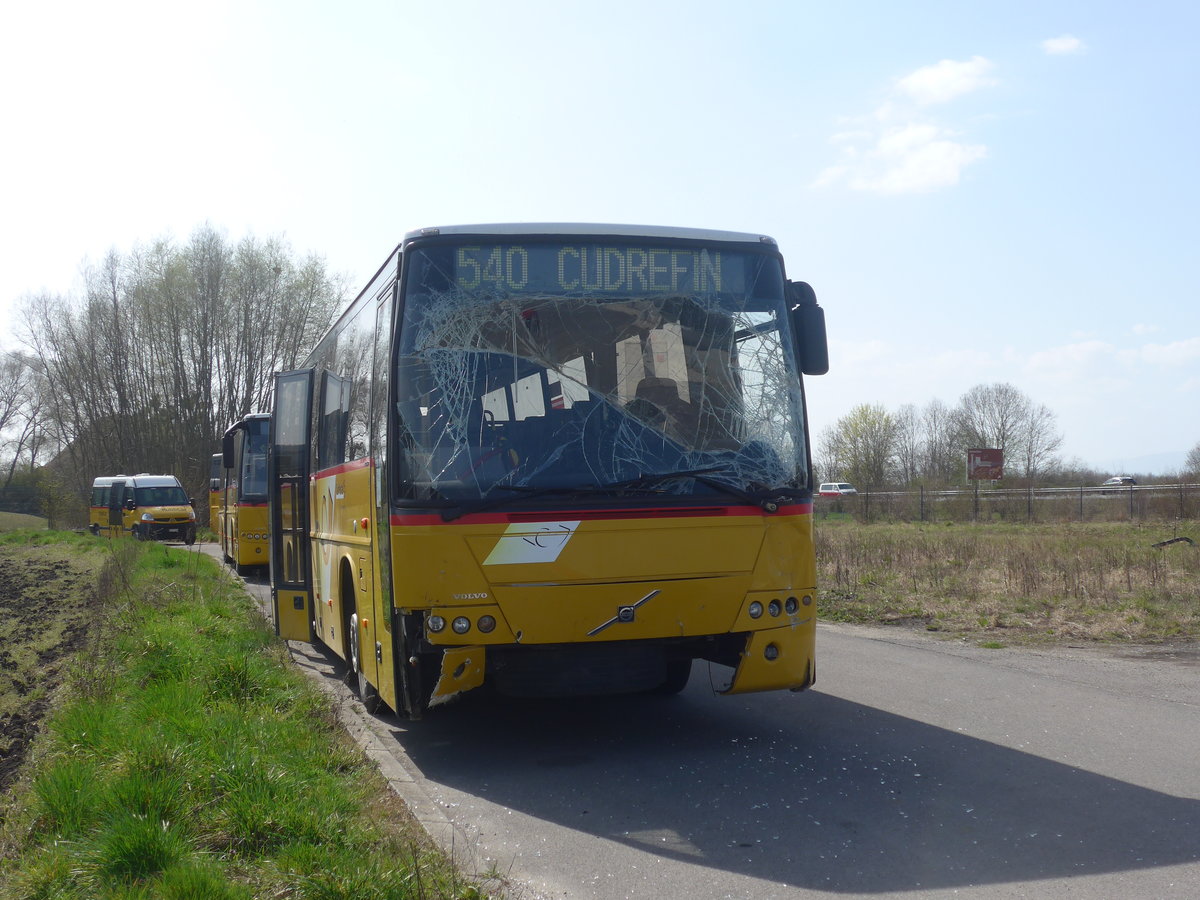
[{"x1": 382, "y1": 685, "x2": 1199, "y2": 894}]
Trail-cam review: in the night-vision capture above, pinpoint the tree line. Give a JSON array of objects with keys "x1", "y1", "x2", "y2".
[
  {"x1": 814, "y1": 382, "x2": 1178, "y2": 490},
  {"x1": 1, "y1": 225, "x2": 344, "y2": 520}
]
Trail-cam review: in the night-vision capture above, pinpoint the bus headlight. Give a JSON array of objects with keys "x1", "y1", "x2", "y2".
[
  {"x1": 427, "y1": 616, "x2": 446, "y2": 634},
  {"x1": 748, "y1": 601, "x2": 764, "y2": 619},
  {"x1": 141, "y1": 513, "x2": 154, "y2": 522},
  {"x1": 477, "y1": 615, "x2": 496, "y2": 634},
  {"x1": 451, "y1": 616, "x2": 471, "y2": 635}
]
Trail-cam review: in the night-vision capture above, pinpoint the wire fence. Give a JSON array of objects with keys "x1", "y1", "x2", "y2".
[{"x1": 817, "y1": 483, "x2": 1200, "y2": 524}]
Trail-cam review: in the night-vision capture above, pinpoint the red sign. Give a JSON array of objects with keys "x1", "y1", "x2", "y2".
[{"x1": 967, "y1": 448, "x2": 1004, "y2": 481}]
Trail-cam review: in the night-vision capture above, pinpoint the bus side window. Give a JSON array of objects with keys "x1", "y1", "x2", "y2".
[{"x1": 318, "y1": 371, "x2": 350, "y2": 468}]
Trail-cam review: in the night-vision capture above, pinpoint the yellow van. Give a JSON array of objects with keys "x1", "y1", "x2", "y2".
[{"x1": 88, "y1": 474, "x2": 197, "y2": 544}]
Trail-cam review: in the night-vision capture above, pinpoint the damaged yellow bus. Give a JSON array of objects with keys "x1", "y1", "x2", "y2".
[{"x1": 269, "y1": 224, "x2": 828, "y2": 717}]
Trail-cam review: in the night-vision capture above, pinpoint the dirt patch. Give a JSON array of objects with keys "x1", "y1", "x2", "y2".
[{"x1": 0, "y1": 543, "x2": 109, "y2": 794}]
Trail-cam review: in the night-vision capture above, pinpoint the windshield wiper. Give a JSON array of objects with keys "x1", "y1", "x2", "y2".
[
  {"x1": 599, "y1": 467, "x2": 793, "y2": 512},
  {"x1": 440, "y1": 467, "x2": 799, "y2": 521},
  {"x1": 597, "y1": 465, "x2": 726, "y2": 492}
]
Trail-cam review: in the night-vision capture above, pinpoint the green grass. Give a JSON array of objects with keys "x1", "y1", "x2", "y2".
[
  {"x1": 0, "y1": 536, "x2": 491, "y2": 900},
  {"x1": 816, "y1": 520, "x2": 1200, "y2": 644},
  {"x1": 0, "y1": 511, "x2": 47, "y2": 531}
]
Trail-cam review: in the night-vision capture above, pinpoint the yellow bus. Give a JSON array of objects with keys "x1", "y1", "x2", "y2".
[
  {"x1": 269, "y1": 224, "x2": 828, "y2": 717},
  {"x1": 209, "y1": 452, "x2": 223, "y2": 532},
  {"x1": 219, "y1": 414, "x2": 271, "y2": 573},
  {"x1": 88, "y1": 474, "x2": 197, "y2": 544}
]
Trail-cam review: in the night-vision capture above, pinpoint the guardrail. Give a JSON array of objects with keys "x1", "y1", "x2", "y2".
[{"x1": 816, "y1": 483, "x2": 1200, "y2": 523}]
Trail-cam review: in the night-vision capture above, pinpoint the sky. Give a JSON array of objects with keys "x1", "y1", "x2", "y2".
[{"x1": 2, "y1": 0, "x2": 1197, "y2": 474}]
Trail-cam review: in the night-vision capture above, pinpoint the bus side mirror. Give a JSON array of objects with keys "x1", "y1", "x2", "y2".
[
  {"x1": 222, "y1": 432, "x2": 235, "y2": 468},
  {"x1": 787, "y1": 281, "x2": 829, "y2": 376},
  {"x1": 125, "y1": 498, "x2": 136, "y2": 511},
  {"x1": 189, "y1": 498, "x2": 196, "y2": 507}
]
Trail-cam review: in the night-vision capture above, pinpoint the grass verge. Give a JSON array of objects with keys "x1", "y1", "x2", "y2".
[
  {"x1": 816, "y1": 520, "x2": 1200, "y2": 645},
  {"x1": 0, "y1": 511, "x2": 48, "y2": 531},
  {"x1": 0, "y1": 534, "x2": 489, "y2": 900}
]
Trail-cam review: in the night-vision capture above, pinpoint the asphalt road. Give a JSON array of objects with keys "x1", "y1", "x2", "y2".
[{"x1": 211, "y1": 547, "x2": 1200, "y2": 899}]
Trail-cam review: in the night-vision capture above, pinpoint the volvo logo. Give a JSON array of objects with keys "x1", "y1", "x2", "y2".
[{"x1": 587, "y1": 589, "x2": 661, "y2": 636}]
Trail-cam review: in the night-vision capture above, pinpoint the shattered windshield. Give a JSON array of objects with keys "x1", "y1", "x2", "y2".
[{"x1": 393, "y1": 238, "x2": 807, "y2": 506}]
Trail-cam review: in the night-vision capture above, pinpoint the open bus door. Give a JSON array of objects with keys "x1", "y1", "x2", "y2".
[
  {"x1": 107, "y1": 479, "x2": 126, "y2": 534},
  {"x1": 269, "y1": 369, "x2": 315, "y2": 642}
]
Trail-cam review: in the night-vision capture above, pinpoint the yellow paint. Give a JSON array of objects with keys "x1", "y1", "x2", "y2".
[
  {"x1": 724, "y1": 624, "x2": 816, "y2": 694},
  {"x1": 431, "y1": 647, "x2": 486, "y2": 701}
]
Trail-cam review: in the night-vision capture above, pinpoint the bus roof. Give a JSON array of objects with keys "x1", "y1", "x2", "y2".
[
  {"x1": 91, "y1": 474, "x2": 182, "y2": 488},
  {"x1": 402, "y1": 223, "x2": 778, "y2": 246},
  {"x1": 129, "y1": 475, "x2": 183, "y2": 488},
  {"x1": 222, "y1": 412, "x2": 270, "y2": 439}
]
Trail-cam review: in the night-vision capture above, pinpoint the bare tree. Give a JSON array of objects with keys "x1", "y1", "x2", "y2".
[
  {"x1": 955, "y1": 382, "x2": 1063, "y2": 481},
  {"x1": 892, "y1": 403, "x2": 922, "y2": 485},
  {"x1": 956, "y1": 383, "x2": 1030, "y2": 455},
  {"x1": 920, "y1": 397, "x2": 962, "y2": 485},
  {"x1": 1186, "y1": 440, "x2": 1200, "y2": 477},
  {"x1": 18, "y1": 227, "x2": 344, "y2": 506},
  {"x1": 1020, "y1": 402, "x2": 1064, "y2": 482}
]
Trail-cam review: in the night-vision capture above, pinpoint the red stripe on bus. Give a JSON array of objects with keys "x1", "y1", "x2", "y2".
[
  {"x1": 311, "y1": 458, "x2": 373, "y2": 479},
  {"x1": 389, "y1": 502, "x2": 811, "y2": 526}
]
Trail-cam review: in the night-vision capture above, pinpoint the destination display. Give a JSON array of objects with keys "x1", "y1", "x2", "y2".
[{"x1": 452, "y1": 243, "x2": 751, "y2": 296}]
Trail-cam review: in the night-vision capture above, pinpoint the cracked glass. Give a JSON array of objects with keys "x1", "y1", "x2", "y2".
[{"x1": 393, "y1": 238, "x2": 807, "y2": 507}]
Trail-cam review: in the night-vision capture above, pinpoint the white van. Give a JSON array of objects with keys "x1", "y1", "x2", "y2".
[{"x1": 818, "y1": 482, "x2": 857, "y2": 497}]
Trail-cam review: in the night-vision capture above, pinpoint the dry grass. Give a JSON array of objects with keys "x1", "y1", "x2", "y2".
[{"x1": 816, "y1": 520, "x2": 1200, "y2": 644}]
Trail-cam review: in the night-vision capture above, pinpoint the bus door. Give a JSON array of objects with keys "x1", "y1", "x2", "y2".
[
  {"x1": 269, "y1": 369, "x2": 316, "y2": 642},
  {"x1": 107, "y1": 480, "x2": 126, "y2": 532}
]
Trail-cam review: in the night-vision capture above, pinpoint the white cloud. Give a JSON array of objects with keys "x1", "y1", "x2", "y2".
[
  {"x1": 1042, "y1": 35, "x2": 1085, "y2": 55},
  {"x1": 895, "y1": 56, "x2": 998, "y2": 106},
  {"x1": 818, "y1": 123, "x2": 987, "y2": 194},
  {"x1": 1137, "y1": 336, "x2": 1200, "y2": 366},
  {"x1": 813, "y1": 56, "x2": 994, "y2": 195}
]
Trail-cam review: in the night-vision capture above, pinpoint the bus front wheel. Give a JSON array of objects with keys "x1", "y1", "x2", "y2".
[
  {"x1": 652, "y1": 658, "x2": 692, "y2": 695},
  {"x1": 347, "y1": 609, "x2": 381, "y2": 714}
]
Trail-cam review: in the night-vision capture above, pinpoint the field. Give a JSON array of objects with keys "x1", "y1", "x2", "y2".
[
  {"x1": 816, "y1": 519, "x2": 1200, "y2": 645},
  {"x1": 0, "y1": 534, "x2": 107, "y2": 793}
]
